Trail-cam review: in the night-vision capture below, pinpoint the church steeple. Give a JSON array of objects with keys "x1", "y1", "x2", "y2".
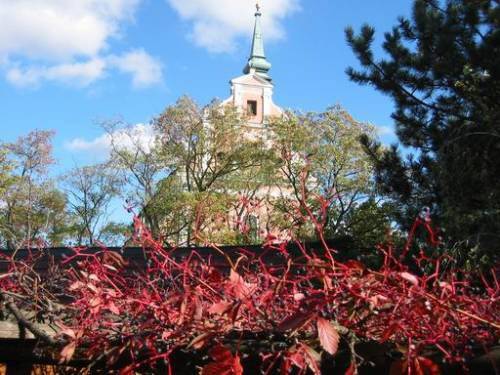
[{"x1": 244, "y1": 2, "x2": 272, "y2": 81}]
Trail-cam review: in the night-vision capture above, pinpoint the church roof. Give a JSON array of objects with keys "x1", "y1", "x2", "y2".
[{"x1": 230, "y1": 72, "x2": 273, "y2": 87}]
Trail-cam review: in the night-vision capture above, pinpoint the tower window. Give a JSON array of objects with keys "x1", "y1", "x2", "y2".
[{"x1": 247, "y1": 100, "x2": 258, "y2": 116}]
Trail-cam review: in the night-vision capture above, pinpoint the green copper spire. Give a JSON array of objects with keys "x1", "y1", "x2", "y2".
[{"x1": 244, "y1": 2, "x2": 272, "y2": 81}]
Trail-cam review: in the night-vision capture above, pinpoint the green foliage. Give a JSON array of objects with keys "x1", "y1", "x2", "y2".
[
  {"x1": 98, "y1": 222, "x2": 131, "y2": 247},
  {"x1": 0, "y1": 147, "x2": 14, "y2": 198},
  {"x1": 336, "y1": 198, "x2": 398, "y2": 267},
  {"x1": 149, "y1": 96, "x2": 275, "y2": 245},
  {"x1": 63, "y1": 164, "x2": 121, "y2": 246},
  {"x1": 269, "y1": 106, "x2": 380, "y2": 241},
  {"x1": 0, "y1": 131, "x2": 70, "y2": 248},
  {"x1": 103, "y1": 120, "x2": 169, "y2": 237},
  {"x1": 0, "y1": 182, "x2": 69, "y2": 247},
  {"x1": 0, "y1": 103, "x2": 389, "y2": 249},
  {"x1": 346, "y1": 0, "x2": 500, "y2": 259}
]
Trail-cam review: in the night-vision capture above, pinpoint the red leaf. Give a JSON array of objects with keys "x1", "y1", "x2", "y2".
[
  {"x1": 416, "y1": 357, "x2": 441, "y2": 375},
  {"x1": 60, "y1": 328, "x2": 76, "y2": 339},
  {"x1": 233, "y1": 355, "x2": 244, "y2": 375},
  {"x1": 69, "y1": 281, "x2": 84, "y2": 291},
  {"x1": 259, "y1": 290, "x2": 275, "y2": 305},
  {"x1": 188, "y1": 332, "x2": 214, "y2": 350},
  {"x1": 345, "y1": 259, "x2": 366, "y2": 272},
  {"x1": 317, "y1": 318, "x2": 340, "y2": 355},
  {"x1": 345, "y1": 361, "x2": 356, "y2": 375},
  {"x1": 177, "y1": 296, "x2": 188, "y2": 325},
  {"x1": 229, "y1": 270, "x2": 256, "y2": 300},
  {"x1": 207, "y1": 268, "x2": 224, "y2": 283},
  {"x1": 302, "y1": 344, "x2": 322, "y2": 375},
  {"x1": 194, "y1": 296, "x2": 203, "y2": 320},
  {"x1": 59, "y1": 341, "x2": 76, "y2": 363},
  {"x1": 389, "y1": 357, "x2": 441, "y2": 375},
  {"x1": 89, "y1": 296, "x2": 101, "y2": 308},
  {"x1": 293, "y1": 293, "x2": 305, "y2": 301},
  {"x1": 208, "y1": 345, "x2": 233, "y2": 362},
  {"x1": 103, "y1": 264, "x2": 118, "y2": 272},
  {"x1": 277, "y1": 310, "x2": 312, "y2": 332},
  {"x1": 209, "y1": 301, "x2": 233, "y2": 315},
  {"x1": 323, "y1": 275, "x2": 333, "y2": 290},
  {"x1": 202, "y1": 345, "x2": 243, "y2": 375},
  {"x1": 229, "y1": 302, "x2": 242, "y2": 323},
  {"x1": 201, "y1": 362, "x2": 230, "y2": 375},
  {"x1": 381, "y1": 323, "x2": 399, "y2": 342},
  {"x1": 287, "y1": 350, "x2": 305, "y2": 369},
  {"x1": 107, "y1": 301, "x2": 120, "y2": 315},
  {"x1": 87, "y1": 283, "x2": 99, "y2": 293},
  {"x1": 119, "y1": 364, "x2": 135, "y2": 375},
  {"x1": 400, "y1": 272, "x2": 419, "y2": 286},
  {"x1": 368, "y1": 294, "x2": 389, "y2": 308}
]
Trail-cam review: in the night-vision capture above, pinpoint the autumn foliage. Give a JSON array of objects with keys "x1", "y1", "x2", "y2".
[{"x1": 0, "y1": 207, "x2": 498, "y2": 374}]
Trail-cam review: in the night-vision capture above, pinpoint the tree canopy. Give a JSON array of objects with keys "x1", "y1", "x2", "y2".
[
  {"x1": 0, "y1": 131, "x2": 69, "y2": 249},
  {"x1": 0, "y1": 101, "x2": 390, "y2": 249},
  {"x1": 269, "y1": 106, "x2": 380, "y2": 243},
  {"x1": 346, "y1": 0, "x2": 500, "y2": 256}
]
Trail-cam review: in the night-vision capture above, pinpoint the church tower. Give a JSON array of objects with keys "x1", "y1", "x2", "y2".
[{"x1": 223, "y1": 3, "x2": 282, "y2": 127}]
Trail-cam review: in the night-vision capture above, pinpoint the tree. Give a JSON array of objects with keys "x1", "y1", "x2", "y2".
[
  {"x1": 63, "y1": 164, "x2": 121, "y2": 246},
  {"x1": 155, "y1": 97, "x2": 269, "y2": 193},
  {"x1": 98, "y1": 222, "x2": 130, "y2": 247},
  {"x1": 103, "y1": 121, "x2": 169, "y2": 238},
  {"x1": 0, "y1": 148, "x2": 13, "y2": 196},
  {"x1": 346, "y1": 0, "x2": 500, "y2": 254},
  {"x1": 268, "y1": 106, "x2": 379, "y2": 241},
  {"x1": 152, "y1": 96, "x2": 273, "y2": 244},
  {"x1": 0, "y1": 130, "x2": 69, "y2": 249},
  {"x1": 338, "y1": 198, "x2": 398, "y2": 267}
]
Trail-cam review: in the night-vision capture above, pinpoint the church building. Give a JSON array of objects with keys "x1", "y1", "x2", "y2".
[
  {"x1": 218, "y1": 4, "x2": 291, "y2": 243},
  {"x1": 222, "y1": 4, "x2": 283, "y2": 130}
]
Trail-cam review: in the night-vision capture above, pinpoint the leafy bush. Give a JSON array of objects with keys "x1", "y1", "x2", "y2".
[{"x1": 0, "y1": 209, "x2": 498, "y2": 374}]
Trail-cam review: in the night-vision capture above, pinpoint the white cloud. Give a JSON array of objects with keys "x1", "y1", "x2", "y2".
[
  {"x1": 5, "y1": 51, "x2": 163, "y2": 88},
  {"x1": 167, "y1": 0, "x2": 300, "y2": 53},
  {"x1": 6, "y1": 59, "x2": 107, "y2": 88},
  {"x1": 0, "y1": 0, "x2": 163, "y2": 88},
  {"x1": 108, "y1": 50, "x2": 164, "y2": 88},
  {"x1": 66, "y1": 124, "x2": 158, "y2": 156},
  {"x1": 0, "y1": 0, "x2": 139, "y2": 61}
]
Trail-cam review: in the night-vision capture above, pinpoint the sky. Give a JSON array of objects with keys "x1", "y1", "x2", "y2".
[{"x1": 0, "y1": 0, "x2": 414, "y2": 171}]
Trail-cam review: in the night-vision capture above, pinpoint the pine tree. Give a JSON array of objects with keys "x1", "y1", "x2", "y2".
[{"x1": 346, "y1": 0, "x2": 500, "y2": 255}]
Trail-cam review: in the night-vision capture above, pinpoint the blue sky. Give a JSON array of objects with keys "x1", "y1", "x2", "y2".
[{"x1": 0, "y1": 0, "x2": 413, "y2": 171}]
